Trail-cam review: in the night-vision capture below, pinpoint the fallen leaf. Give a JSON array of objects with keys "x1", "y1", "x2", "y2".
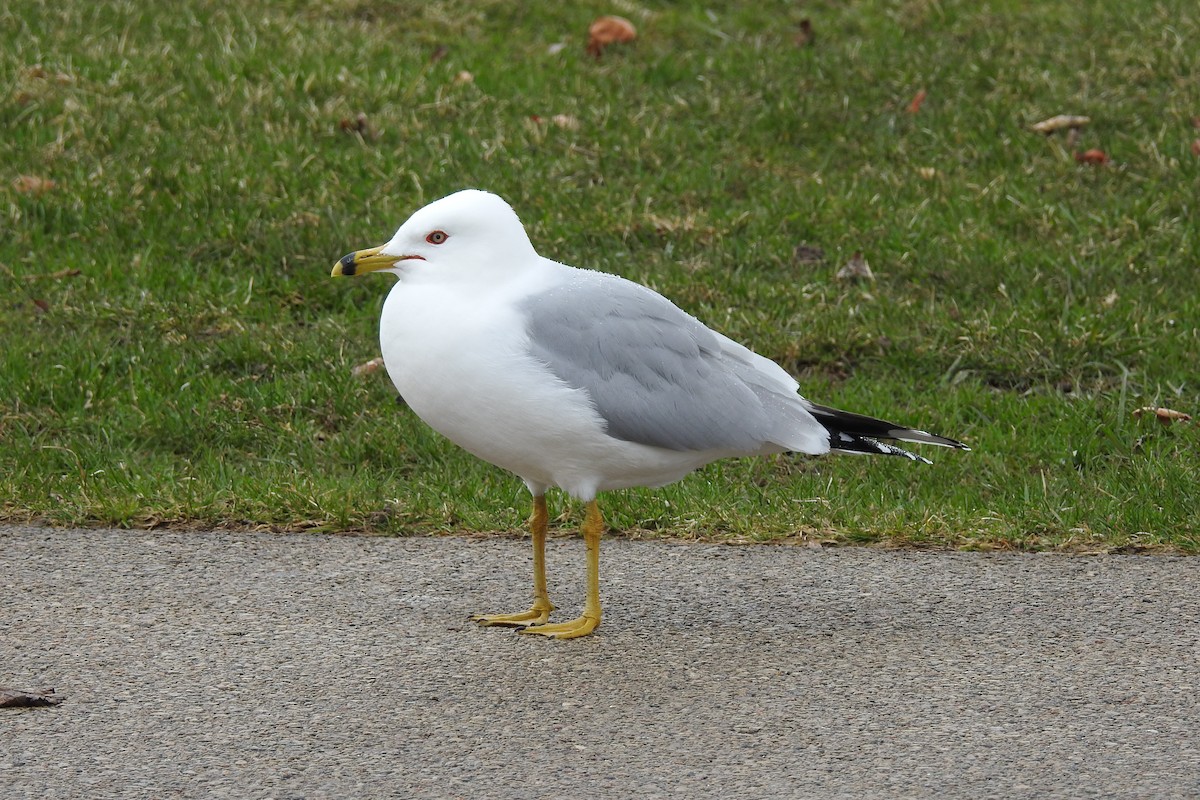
[
  {"x1": 1101, "y1": 290, "x2": 1118, "y2": 308},
  {"x1": 14, "y1": 174, "x2": 56, "y2": 195},
  {"x1": 338, "y1": 113, "x2": 376, "y2": 140},
  {"x1": 1191, "y1": 139, "x2": 1200, "y2": 158},
  {"x1": 1132, "y1": 407, "x2": 1192, "y2": 426},
  {"x1": 0, "y1": 687, "x2": 63, "y2": 708},
  {"x1": 429, "y1": 44, "x2": 449, "y2": 63},
  {"x1": 794, "y1": 18, "x2": 815, "y2": 47},
  {"x1": 32, "y1": 298, "x2": 50, "y2": 313},
  {"x1": 22, "y1": 268, "x2": 81, "y2": 281},
  {"x1": 587, "y1": 15, "x2": 637, "y2": 58},
  {"x1": 793, "y1": 244, "x2": 826, "y2": 266},
  {"x1": 916, "y1": 166, "x2": 938, "y2": 180},
  {"x1": 452, "y1": 70, "x2": 474, "y2": 85},
  {"x1": 1192, "y1": 116, "x2": 1200, "y2": 129},
  {"x1": 836, "y1": 251, "x2": 874, "y2": 282},
  {"x1": 352, "y1": 357, "x2": 386, "y2": 377},
  {"x1": 1031, "y1": 114, "x2": 1090, "y2": 134},
  {"x1": 550, "y1": 114, "x2": 581, "y2": 131},
  {"x1": 906, "y1": 89, "x2": 927, "y2": 115},
  {"x1": 1074, "y1": 148, "x2": 1109, "y2": 165}
]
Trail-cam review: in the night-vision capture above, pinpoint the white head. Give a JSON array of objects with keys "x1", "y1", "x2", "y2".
[{"x1": 331, "y1": 189, "x2": 538, "y2": 280}]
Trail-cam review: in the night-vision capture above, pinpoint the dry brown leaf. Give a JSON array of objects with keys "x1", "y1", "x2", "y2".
[
  {"x1": 429, "y1": 44, "x2": 449, "y2": 63},
  {"x1": 906, "y1": 89, "x2": 927, "y2": 115},
  {"x1": 1074, "y1": 148, "x2": 1109, "y2": 165},
  {"x1": 1132, "y1": 407, "x2": 1192, "y2": 426},
  {"x1": 21, "y1": 64, "x2": 73, "y2": 85},
  {"x1": 1031, "y1": 115, "x2": 1090, "y2": 134},
  {"x1": 1192, "y1": 116, "x2": 1200, "y2": 129},
  {"x1": 338, "y1": 113, "x2": 377, "y2": 140},
  {"x1": 792, "y1": 244, "x2": 826, "y2": 266},
  {"x1": 0, "y1": 687, "x2": 63, "y2": 708},
  {"x1": 31, "y1": 298, "x2": 50, "y2": 313},
  {"x1": 1191, "y1": 139, "x2": 1200, "y2": 158},
  {"x1": 14, "y1": 174, "x2": 56, "y2": 195},
  {"x1": 22, "y1": 268, "x2": 81, "y2": 281},
  {"x1": 352, "y1": 357, "x2": 386, "y2": 377},
  {"x1": 836, "y1": 251, "x2": 874, "y2": 282},
  {"x1": 587, "y1": 15, "x2": 637, "y2": 58},
  {"x1": 794, "y1": 18, "x2": 815, "y2": 47},
  {"x1": 644, "y1": 213, "x2": 707, "y2": 235}
]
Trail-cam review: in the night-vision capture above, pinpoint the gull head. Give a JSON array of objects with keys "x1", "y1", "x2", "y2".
[{"x1": 332, "y1": 189, "x2": 537, "y2": 279}]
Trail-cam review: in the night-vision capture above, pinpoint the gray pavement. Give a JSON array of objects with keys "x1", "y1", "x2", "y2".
[{"x1": 1, "y1": 525, "x2": 1198, "y2": 799}]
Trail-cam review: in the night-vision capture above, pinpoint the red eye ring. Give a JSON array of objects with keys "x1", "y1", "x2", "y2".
[{"x1": 426, "y1": 230, "x2": 449, "y2": 245}]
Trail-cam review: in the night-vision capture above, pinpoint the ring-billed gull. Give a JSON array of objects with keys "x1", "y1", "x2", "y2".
[{"x1": 332, "y1": 189, "x2": 968, "y2": 639}]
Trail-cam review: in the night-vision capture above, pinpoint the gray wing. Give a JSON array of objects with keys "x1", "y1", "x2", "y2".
[{"x1": 521, "y1": 268, "x2": 826, "y2": 454}]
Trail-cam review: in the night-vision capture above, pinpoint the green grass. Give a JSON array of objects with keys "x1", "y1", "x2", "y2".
[{"x1": 2, "y1": 0, "x2": 1198, "y2": 551}]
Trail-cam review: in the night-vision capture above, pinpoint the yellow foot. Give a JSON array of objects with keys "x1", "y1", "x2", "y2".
[
  {"x1": 517, "y1": 614, "x2": 600, "y2": 640},
  {"x1": 470, "y1": 602, "x2": 553, "y2": 628}
]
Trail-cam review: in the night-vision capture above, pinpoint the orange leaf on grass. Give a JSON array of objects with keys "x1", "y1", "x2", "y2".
[
  {"x1": 587, "y1": 16, "x2": 637, "y2": 58},
  {"x1": 1074, "y1": 149, "x2": 1109, "y2": 165},
  {"x1": 14, "y1": 175, "x2": 56, "y2": 195}
]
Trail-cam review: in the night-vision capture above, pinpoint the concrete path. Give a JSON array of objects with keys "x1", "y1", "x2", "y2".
[{"x1": 2, "y1": 526, "x2": 1198, "y2": 799}]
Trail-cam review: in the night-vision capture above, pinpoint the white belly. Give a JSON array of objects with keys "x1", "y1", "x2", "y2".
[{"x1": 378, "y1": 280, "x2": 717, "y2": 499}]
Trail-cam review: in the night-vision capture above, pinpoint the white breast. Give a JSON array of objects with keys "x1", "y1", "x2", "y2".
[{"x1": 377, "y1": 270, "x2": 723, "y2": 499}]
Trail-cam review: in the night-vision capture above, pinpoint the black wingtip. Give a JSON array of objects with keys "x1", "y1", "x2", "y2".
[{"x1": 807, "y1": 402, "x2": 970, "y2": 453}]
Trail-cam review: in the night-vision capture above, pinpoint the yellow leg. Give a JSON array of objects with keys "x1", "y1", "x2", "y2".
[
  {"x1": 519, "y1": 500, "x2": 603, "y2": 639},
  {"x1": 470, "y1": 495, "x2": 555, "y2": 627}
]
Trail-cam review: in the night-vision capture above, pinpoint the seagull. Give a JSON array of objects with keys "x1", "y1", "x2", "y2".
[{"x1": 332, "y1": 189, "x2": 968, "y2": 639}]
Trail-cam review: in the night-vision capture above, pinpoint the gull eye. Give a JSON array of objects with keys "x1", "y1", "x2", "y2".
[{"x1": 426, "y1": 230, "x2": 449, "y2": 245}]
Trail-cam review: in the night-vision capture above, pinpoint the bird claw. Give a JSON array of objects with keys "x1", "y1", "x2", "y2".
[
  {"x1": 516, "y1": 614, "x2": 600, "y2": 640},
  {"x1": 470, "y1": 603, "x2": 553, "y2": 628}
]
